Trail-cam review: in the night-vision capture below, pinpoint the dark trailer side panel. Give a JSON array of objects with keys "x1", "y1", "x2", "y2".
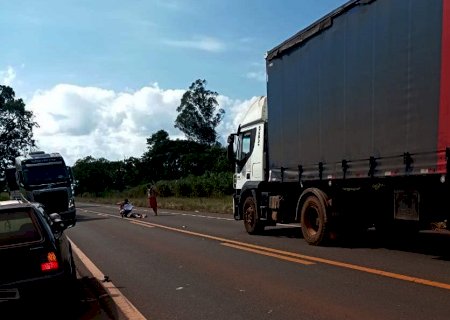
[{"x1": 266, "y1": 0, "x2": 447, "y2": 180}]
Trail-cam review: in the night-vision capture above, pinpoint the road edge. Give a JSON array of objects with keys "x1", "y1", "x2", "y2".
[{"x1": 69, "y1": 237, "x2": 147, "y2": 320}]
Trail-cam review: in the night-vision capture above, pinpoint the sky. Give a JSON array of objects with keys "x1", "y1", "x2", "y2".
[{"x1": 0, "y1": 0, "x2": 347, "y2": 165}]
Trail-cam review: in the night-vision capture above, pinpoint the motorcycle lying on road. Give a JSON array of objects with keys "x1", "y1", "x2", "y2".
[{"x1": 118, "y1": 199, "x2": 147, "y2": 219}]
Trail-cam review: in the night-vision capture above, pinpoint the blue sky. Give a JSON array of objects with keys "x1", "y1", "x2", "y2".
[{"x1": 1, "y1": 0, "x2": 347, "y2": 164}]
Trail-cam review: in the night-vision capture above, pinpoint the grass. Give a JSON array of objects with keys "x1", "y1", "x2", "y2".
[
  {"x1": 76, "y1": 195, "x2": 234, "y2": 215},
  {"x1": 0, "y1": 192, "x2": 9, "y2": 201}
]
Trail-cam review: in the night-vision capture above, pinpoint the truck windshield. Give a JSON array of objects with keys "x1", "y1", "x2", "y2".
[{"x1": 22, "y1": 163, "x2": 69, "y2": 186}]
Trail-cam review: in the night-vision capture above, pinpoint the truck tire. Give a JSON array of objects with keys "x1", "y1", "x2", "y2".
[
  {"x1": 300, "y1": 195, "x2": 329, "y2": 245},
  {"x1": 243, "y1": 196, "x2": 264, "y2": 234}
]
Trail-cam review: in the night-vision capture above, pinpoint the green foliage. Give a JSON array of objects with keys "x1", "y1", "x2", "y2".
[
  {"x1": 0, "y1": 85, "x2": 38, "y2": 175},
  {"x1": 152, "y1": 173, "x2": 233, "y2": 198},
  {"x1": 141, "y1": 130, "x2": 233, "y2": 183},
  {"x1": 72, "y1": 156, "x2": 145, "y2": 196},
  {"x1": 73, "y1": 147, "x2": 233, "y2": 197},
  {"x1": 175, "y1": 79, "x2": 225, "y2": 145},
  {"x1": 0, "y1": 192, "x2": 9, "y2": 201},
  {"x1": 173, "y1": 179, "x2": 190, "y2": 197},
  {"x1": 154, "y1": 180, "x2": 174, "y2": 197}
]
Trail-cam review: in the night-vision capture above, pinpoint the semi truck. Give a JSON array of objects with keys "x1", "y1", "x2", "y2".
[
  {"x1": 6, "y1": 151, "x2": 77, "y2": 226},
  {"x1": 227, "y1": 0, "x2": 450, "y2": 245}
]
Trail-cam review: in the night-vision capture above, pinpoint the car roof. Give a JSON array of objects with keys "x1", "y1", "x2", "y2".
[{"x1": 0, "y1": 200, "x2": 37, "y2": 210}]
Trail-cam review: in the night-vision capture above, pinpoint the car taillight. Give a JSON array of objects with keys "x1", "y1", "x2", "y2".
[{"x1": 41, "y1": 252, "x2": 59, "y2": 272}]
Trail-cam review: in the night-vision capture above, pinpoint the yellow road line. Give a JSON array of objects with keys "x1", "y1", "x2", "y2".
[
  {"x1": 221, "y1": 242, "x2": 315, "y2": 265},
  {"x1": 80, "y1": 209, "x2": 450, "y2": 291},
  {"x1": 128, "y1": 219, "x2": 450, "y2": 291}
]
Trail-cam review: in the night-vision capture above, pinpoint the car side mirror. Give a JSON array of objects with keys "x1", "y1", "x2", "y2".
[{"x1": 49, "y1": 213, "x2": 68, "y2": 232}]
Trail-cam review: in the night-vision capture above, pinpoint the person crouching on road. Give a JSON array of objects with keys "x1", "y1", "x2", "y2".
[
  {"x1": 118, "y1": 199, "x2": 146, "y2": 218},
  {"x1": 120, "y1": 198, "x2": 133, "y2": 217}
]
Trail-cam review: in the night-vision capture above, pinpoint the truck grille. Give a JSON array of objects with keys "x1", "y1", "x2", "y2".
[{"x1": 34, "y1": 190, "x2": 69, "y2": 213}]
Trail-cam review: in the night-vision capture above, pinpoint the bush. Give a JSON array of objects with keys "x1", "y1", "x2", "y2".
[
  {"x1": 205, "y1": 172, "x2": 233, "y2": 196},
  {"x1": 78, "y1": 172, "x2": 233, "y2": 199},
  {"x1": 155, "y1": 180, "x2": 174, "y2": 197},
  {"x1": 174, "y1": 179, "x2": 192, "y2": 197}
]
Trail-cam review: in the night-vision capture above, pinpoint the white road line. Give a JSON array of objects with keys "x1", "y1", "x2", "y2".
[
  {"x1": 179, "y1": 213, "x2": 234, "y2": 221},
  {"x1": 79, "y1": 205, "x2": 299, "y2": 229},
  {"x1": 68, "y1": 238, "x2": 147, "y2": 320},
  {"x1": 78, "y1": 204, "x2": 235, "y2": 222}
]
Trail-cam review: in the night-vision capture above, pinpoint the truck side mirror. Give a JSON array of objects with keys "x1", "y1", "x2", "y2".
[
  {"x1": 49, "y1": 213, "x2": 69, "y2": 232},
  {"x1": 227, "y1": 134, "x2": 236, "y2": 162}
]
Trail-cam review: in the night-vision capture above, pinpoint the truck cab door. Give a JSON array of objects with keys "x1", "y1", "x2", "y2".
[{"x1": 234, "y1": 128, "x2": 256, "y2": 190}]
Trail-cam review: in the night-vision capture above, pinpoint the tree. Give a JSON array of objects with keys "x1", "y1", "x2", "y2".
[
  {"x1": 141, "y1": 129, "x2": 233, "y2": 182},
  {"x1": 72, "y1": 156, "x2": 115, "y2": 195},
  {"x1": 0, "y1": 85, "x2": 38, "y2": 174},
  {"x1": 175, "y1": 79, "x2": 225, "y2": 145},
  {"x1": 142, "y1": 130, "x2": 171, "y2": 181}
]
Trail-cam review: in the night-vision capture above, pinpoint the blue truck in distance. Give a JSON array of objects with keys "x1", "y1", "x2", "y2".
[{"x1": 6, "y1": 151, "x2": 76, "y2": 226}]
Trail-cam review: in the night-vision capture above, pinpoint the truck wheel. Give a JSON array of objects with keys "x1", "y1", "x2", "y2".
[
  {"x1": 300, "y1": 195, "x2": 329, "y2": 245},
  {"x1": 243, "y1": 196, "x2": 264, "y2": 234}
]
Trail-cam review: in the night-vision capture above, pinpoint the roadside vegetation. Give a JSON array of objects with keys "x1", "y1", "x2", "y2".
[
  {"x1": 76, "y1": 173, "x2": 234, "y2": 215},
  {"x1": 77, "y1": 194, "x2": 233, "y2": 215},
  {"x1": 0, "y1": 85, "x2": 37, "y2": 177}
]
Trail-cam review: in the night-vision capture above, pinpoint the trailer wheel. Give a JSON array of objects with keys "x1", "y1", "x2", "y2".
[
  {"x1": 243, "y1": 196, "x2": 264, "y2": 234},
  {"x1": 300, "y1": 195, "x2": 329, "y2": 245}
]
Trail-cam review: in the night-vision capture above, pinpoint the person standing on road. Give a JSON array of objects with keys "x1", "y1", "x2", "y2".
[{"x1": 147, "y1": 184, "x2": 158, "y2": 216}]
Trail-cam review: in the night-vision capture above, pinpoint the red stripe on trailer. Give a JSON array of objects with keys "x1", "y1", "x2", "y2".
[{"x1": 438, "y1": 0, "x2": 450, "y2": 172}]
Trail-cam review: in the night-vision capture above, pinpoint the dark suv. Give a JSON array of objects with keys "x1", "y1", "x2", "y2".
[{"x1": 0, "y1": 200, "x2": 77, "y2": 314}]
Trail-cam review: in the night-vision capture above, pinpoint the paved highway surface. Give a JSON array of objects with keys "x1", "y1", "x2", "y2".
[{"x1": 67, "y1": 202, "x2": 450, "y2": 320}]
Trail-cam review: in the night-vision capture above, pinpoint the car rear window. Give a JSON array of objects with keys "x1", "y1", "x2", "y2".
[{"x1": 0, "y1": 209, "x2": 42, "y2": 247}]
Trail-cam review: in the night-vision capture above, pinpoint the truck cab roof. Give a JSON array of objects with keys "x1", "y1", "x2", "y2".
[{"x1": 239, "y1": 96, "x2": 267, "y2": 130}]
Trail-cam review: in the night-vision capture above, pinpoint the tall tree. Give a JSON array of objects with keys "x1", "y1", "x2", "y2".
[
  {"x1": 142, "y1": 130, "x2": 232, "y2": 182},
  {"x1": 142, "y1": 130, "x2": 180, "y2": 181},
  {"x1": 175, "y1": 79, "x2": 225, "y2": 145},
  {"x1": 0, "y1": 85, "x2": 38, "y2": 174}
]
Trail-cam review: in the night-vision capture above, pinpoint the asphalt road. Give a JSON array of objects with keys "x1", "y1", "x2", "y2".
[{"x1": 67, "y1": 202, "x2": 450, "y2": 320}]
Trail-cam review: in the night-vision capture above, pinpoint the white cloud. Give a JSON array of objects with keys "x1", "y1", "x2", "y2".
[
  {"x1": 246, "y1": 71, "x2": 266, "y2": 82},
  {"x1": 26, "y1": 83, "x2": 255, "y2": 166},
  {"x1": 216, "y1": 95, "x2": 266, "y2": 140},
  {"x1": 163, "y1": 36, "x2": 226, "y2": 52},
  {"x1": 0, "y1": 66, "x2": 17, "y2": 86},
  {"x1": 245, "y1": 61, "x2": 266, "y2": 83}
]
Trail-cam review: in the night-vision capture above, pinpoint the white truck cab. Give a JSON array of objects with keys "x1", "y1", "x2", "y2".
[{"x1": 227, "y1": 97, "x2": 267, "y2": 220}]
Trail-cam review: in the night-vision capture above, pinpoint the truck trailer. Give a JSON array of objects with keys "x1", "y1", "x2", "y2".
[{"x1": 227, "y1": 0, "x2": 450, "y2": 245}]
